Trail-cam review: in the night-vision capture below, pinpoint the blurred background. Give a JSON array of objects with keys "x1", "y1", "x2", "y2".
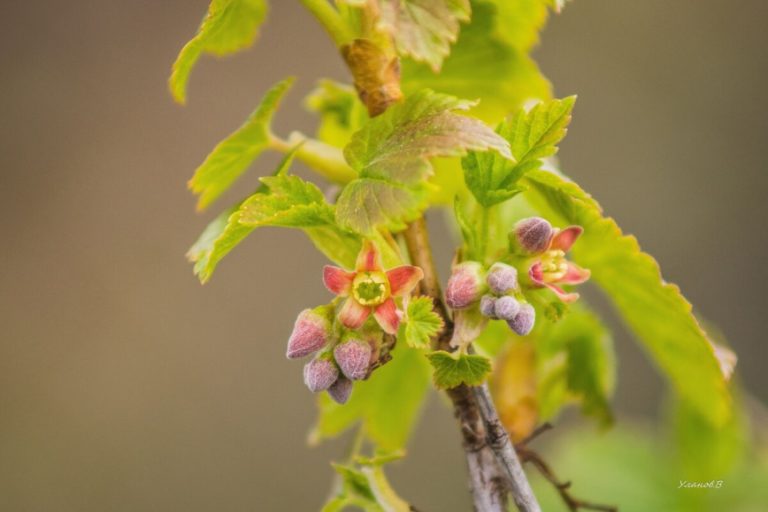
[{"x1": 1, "y1": 1, "x2": 767, "y2": 510}]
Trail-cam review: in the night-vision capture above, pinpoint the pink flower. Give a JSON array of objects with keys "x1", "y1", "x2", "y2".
[
  {"x1": 323, "y1": 241, "x2": 423, "y2": 334},
  {"x1": 519, "y1": 219, "x2": 590, "y2": 303}
]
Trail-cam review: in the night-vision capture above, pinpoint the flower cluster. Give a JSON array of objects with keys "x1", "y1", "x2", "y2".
[
  {"x1": 285, "y1": 241, "x2": 423, "y2": 404},
  {"x1": 446, "y1": 217, "x2": 589, "y2": 337}
]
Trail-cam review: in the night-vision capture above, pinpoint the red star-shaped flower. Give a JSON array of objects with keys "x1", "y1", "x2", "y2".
[{"x1": 323, "y1": 241, "x2": 423, "y2": 334}]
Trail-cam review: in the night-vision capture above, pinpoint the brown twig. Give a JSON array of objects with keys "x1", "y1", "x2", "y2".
[
  {"x1": 403, "y1": 219, "x2": 541, "y2": 512},
  {"x1": 515, "y1": 426, "x2": 618, "y2": 512}
]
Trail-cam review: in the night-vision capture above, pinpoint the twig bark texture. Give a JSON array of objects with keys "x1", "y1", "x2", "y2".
[{"x1": 404, "y1": 218, "x2": 541, "y2": 512}]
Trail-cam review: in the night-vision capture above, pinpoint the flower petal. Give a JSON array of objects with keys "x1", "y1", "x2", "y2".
[
  {"x1": 559, "y1": 262, "x2": 591, "y2": 285},
  {"x1": 387, "y1": 265, "x2": 424, "y2": 296},
  {"x1": 355, "y1": 240, "x2": 382, "y2": 272},
  {"x1": 550, "y1": 226, "x2": 583, "y2": 252},
  {"x1": 323, "y1": 266, "x2": 355, "y2": 296},
  {"x1": 543, "y1": 282, "x2": 580, "y2": 303},
  {"x1": 338, "y1": 297, "x2": 370, "y2": 329},
  {"x1": 528, "y1": 262, "x2": 545, "y2": 285},
  {"x1": 373, "y1": 298, "x2": 400, "y2": 334}
]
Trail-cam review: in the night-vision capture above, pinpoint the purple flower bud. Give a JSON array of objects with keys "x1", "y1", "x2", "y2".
[
  {"x1": 507, "y1": 303, "x2": 536, "y2": 336},
  {"x1": 494, "y1": 296, "x2": 521, "y2": 321},
  {"x1": 486, "y1": 262, "x2": 519, "y2": 295},
  {"x1": 333, "y1": 340, "x2": 372, "y2": 381},
  {"x1": 286, "y1": 307, "x2": 332, "y2": 359},
  {"x1": 303, "y1": 358, "x2": 339, "y2": 392},
  {"x1": 479, "y1": 295, "x2": 498, "y2": 319},
  {"x1": 513, "y1": 217, "x2": 553, "y2": 254},
  {"x1": 445, "y1": 261, "x2": 486, "y2": 310},
  {"x1": 327, "y1": 377, "x2": 353, "y2": 404}
]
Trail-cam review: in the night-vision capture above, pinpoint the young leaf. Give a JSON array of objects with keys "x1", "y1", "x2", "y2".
[
  {"x1": 401, "y1": 1, "x2": 551, "y2": 123},
  {"x1": 376, "y1": 0, "x2": 471, "y2": 71},
  {"x1": 463, "y1": 96, "x2": 575, "y2": 208},
  {"x1": 336, "y1": 90, "x2": 510, "y2": 233},
  {"x1": 536, "y1": 307, "x2": 615, "y2": 425},
  {"x1": 326, "y1": 454, "x2": 411, "y2": 512},
  {"x1": 304, "y1": 80, "x2": 368, "y2": 148},
  {"x1": 310, "y1": 343, "x2": 432, "y2": 450},
  {"x1": 398, "y1": 297, "x2": 444, "y2": 349},
  {"x1": 525, "y1": 169, "x2": 732, "y2": 425},
  {"x1": 480, "y1": 0, "x2": 550, "y2": 53},
  {"x1": 426, "y1": 350, "x2": 492, "y2": 388},
  {"x1": 170, "y1": 0, "x2": 269, "y2": 104},
  {"x1": 187, "y1": 148, "x2": 298, "y2": 283},
  {"x1": 238, "y1": 175, "x2": 335, "y2": 227},
  {"x1": 188, "y1": 78, "x2": 293, "y2": 211},
  {"x1": 187, "y1": 149, "x2": 361, "y2": 282}
]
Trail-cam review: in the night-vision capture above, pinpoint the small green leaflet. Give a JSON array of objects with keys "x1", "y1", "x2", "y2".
[
  {"x1": 398, "y1": 297, "x2": 444, "y2": 349},
  {"x1": 310, "y1": 343, "x2": 432, "y2": 451},
  {"x1": 536, "y1": 307, "x2": 615, "y2": 426},
  {"x1": 376, "y1": 0, "x2": 471, "y2": 71},
  {"x1": 324, "y1": 453, "x2": 411, "y2": 512},
  {"x1": 187, "y1": 149, "x2": 360, "y2": 282},
  {"x1": 188, "y1": 78, "x2": 293, "y2": 211},
  {"x1": 239, "y1": 175, "x2": 334, "y2": 227},
  {"x1": 525, "y1": 169, "x2": 732, "y2": 426},
  {"x1": 426, "y1": 350, "x2": 491, "y2": 388},
  {"x1": 169, "y1": 0, "x2": 268, "y2": 104},
  {"x1": 463, "y1": 96, "x2": 575, "y2": 208},
  {"x1": 336, "y1": 89, "x2": 510, "y2": 234},
  {"x1": 304, "y1": 80, "x2": 368, "y2": 148},
  {"x1": 401, "y1": 1, "x2": 551, "y2": 124}
]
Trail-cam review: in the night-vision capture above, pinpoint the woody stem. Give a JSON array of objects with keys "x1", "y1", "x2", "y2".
[{"x1": 403, "y1": 219, "x2": 541, "y2": 512}]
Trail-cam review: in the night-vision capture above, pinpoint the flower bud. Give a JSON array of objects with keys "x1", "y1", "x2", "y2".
[
  {"x1": 327, "y1": 377, "x2": 353, "y2": 404},
  {"x1": 286, "y1": 306, "x2": 333, "y2": 359},
  {"x1": 494, "y1": 296, "x2": 521, "y2": 321},
  {"x1": 479, "y1": 295, "x2": 498, "y2": 319},
  {"x1": 512, "y1": 217, "x2": 553, "y2": 254},
  {"x1": 507, "y1": 303, "x2": 535, "y2": 336},
  {"x1": 333, "y1": 339, "x2": 372, "y2": 381},
  {"x1": 303, "y1": 357, "x2": 339, "y2": 392},
  {"x1": 486, "y1": 262, "x2": 519, "y2": 295},
  {"x1": 445, "y1": 261, "x2": 486, "y2": 310}
]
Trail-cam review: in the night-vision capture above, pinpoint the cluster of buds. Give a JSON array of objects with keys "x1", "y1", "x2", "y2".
[
  {"x1": 286, "y1": 241, "x2": 423, "y2": 404},
  {"x1": 446, "y1": 260, "x2": 535, "y2": 336},
  {"x1": 445, "y1": 217, "x2": 589, "y2": 337}
]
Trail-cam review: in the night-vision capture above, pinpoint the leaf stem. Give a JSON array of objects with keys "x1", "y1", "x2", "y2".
[
  {"x1": 298, "y1": 0, "x2": 352, "y2": 47},
  {"x1": 268, "y1": 132, "x2": 356, "y2": 183}
]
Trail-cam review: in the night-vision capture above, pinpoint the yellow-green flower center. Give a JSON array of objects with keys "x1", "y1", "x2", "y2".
[
  {"x1": 352, "y1": 271, "x2": 390, "y2": 306},
  {"x1": 539, "y1": 249, "x2": 568, "y2": 283}
]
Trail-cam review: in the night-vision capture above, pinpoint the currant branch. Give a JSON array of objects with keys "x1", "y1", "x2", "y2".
[{"x1": 514, "y1": 424, "x2": 618, "y2": 512}]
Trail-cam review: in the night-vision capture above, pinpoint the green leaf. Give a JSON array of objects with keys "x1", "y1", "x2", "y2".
[
  {"x1": 337, "y1": 89, "x2": 510, "y2": 233},
  {"x1": 524, "y1": 169, "x2": 732, "y2": 425},
  {"x1": 169, "y1": 0, "x2": 269, "y2": 104},
  {"x1": 187, "y1": 147, "x2": 297, "y2": 283},
  {"x1": 398, "y1": 297, "x2": 444, "y2": 349},
  {"x1": 426, "y1": 350, "x2": 491, "y2": 388},
  {"x1": 188, "y1": 77, "x2": 293, "y2": 211},
  {"x1": 335, "y1": 178, "x2": 429, "y2": 234},
  {"x1": 187, "y1": 149, "x2": 361, "y2": 282},
  {"x1": 377, "y1": 0, "x2": 470, "y2": 71},
  {"x1": 401, "y1": 1, "x2": 551, "y2": 123},
  {"x1": 326, "y1": 454, "x2": 411, "y2": 512},
  {"x1": 463, "y1": 96, "x2": 575, "y2": 207},
  {"x1": 304, "y1": 80, "x2": 368, "y2": 148},
  {"x1": 480, "y1": 0, "x2": 549, "y2": 53},
  {"x1": 239, "y1": 175, "x2": 335, "y2": 227},
  {"x1": 310, "y1": 344, "x2": 432, "y2": 450},
  {"x1": 536, "y1": 307, "x2": 615, "y2": 425}
]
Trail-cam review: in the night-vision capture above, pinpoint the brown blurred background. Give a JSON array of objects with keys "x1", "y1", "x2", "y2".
[{"x1": 1, "y1": 1, "x2": 766, "y2": 510}]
